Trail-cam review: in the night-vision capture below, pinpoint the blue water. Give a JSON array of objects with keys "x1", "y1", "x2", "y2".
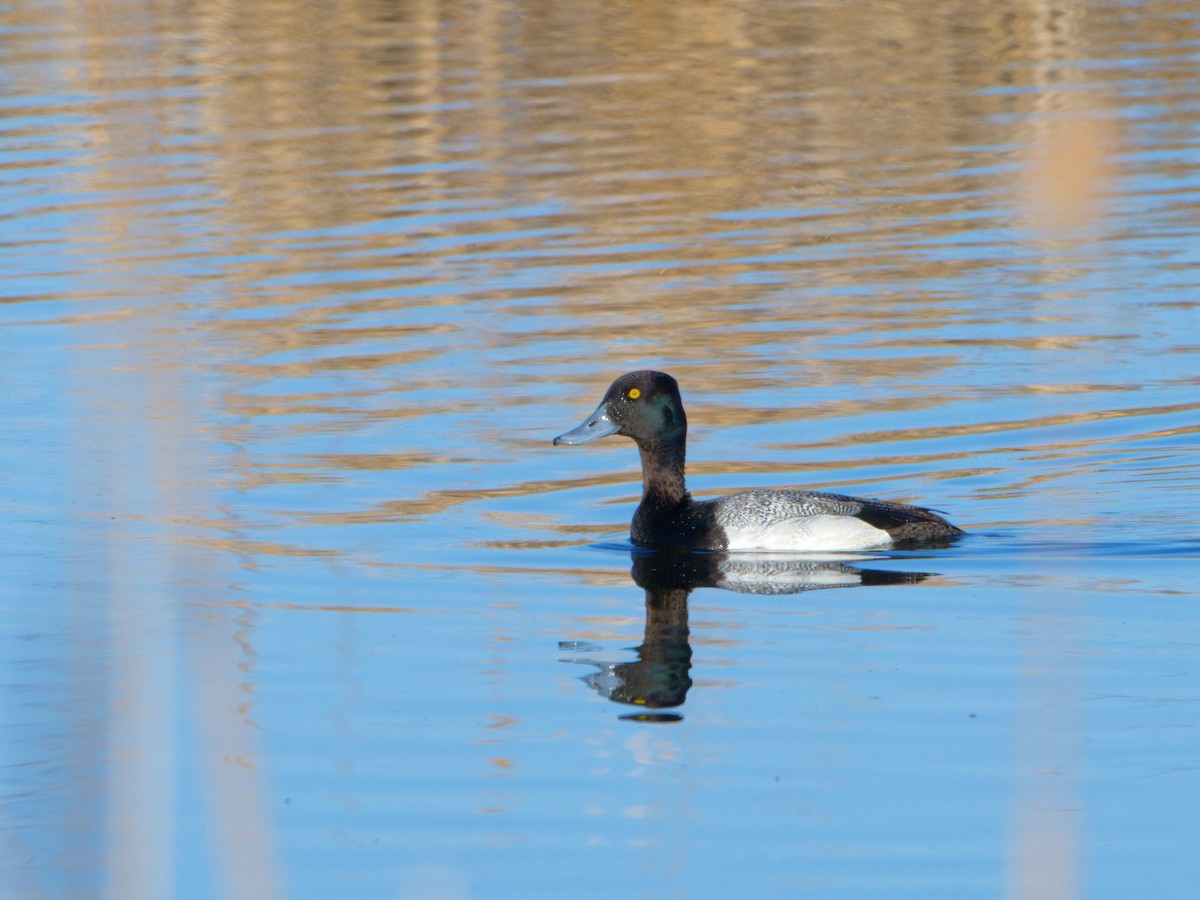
[{"x1": 3, "y1": 2, "x2": 1200, "y2": 898}]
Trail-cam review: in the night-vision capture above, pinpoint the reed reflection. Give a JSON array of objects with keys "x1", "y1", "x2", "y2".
[{"x1": 563, "y1": 550, "x2": 931, "y2": 722}]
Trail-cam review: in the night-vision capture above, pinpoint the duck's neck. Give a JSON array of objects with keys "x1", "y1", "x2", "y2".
[{"x1": 638, "y1": 438, "x2": 689, "y2": 506}]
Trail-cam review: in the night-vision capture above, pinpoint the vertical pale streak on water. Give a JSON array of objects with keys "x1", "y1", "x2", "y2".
[
  {"x1": 40, "y1": 4, "x2": 179, "y2": 894},
  {"x1": 185, "y1": 600, "x2": 284, "y2": 900},
  {"x1": 1007, "y1": 4, "x2": 1112, "y2": 898},
  {"x1": 93, "y1": 357, "x2": 179, "y2": 900},
  {"x1": 47, "y1": 5, "x2": 282, "y2": 898}
]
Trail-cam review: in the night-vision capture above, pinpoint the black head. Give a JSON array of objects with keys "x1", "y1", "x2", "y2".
[{"x1": 553, "y1": 370, "x2": 687, "y2": 448}]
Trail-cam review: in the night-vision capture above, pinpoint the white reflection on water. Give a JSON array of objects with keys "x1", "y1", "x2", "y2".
[{"x1": 2, "y1": 0, "x2": 1200, "y2": 898}]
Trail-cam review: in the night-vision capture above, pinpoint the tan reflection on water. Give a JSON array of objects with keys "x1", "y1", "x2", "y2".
[
  {"x1": 292, "y1": 397, "x2": 1200, "y2": 529},
  {"x1": 9, "y1": 0, "x2": 1188, "y2": 487}
]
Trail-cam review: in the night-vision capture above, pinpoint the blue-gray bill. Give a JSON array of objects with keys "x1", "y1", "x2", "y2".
[{"x1": 553, "y1": 403, "x2": 620, "y2": 445}]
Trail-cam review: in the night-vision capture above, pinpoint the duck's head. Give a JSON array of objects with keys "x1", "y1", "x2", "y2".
[{"x1": 553, "y1": 370, "x2": 687, "y2": 449}]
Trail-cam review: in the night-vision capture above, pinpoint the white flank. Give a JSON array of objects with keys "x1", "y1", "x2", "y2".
[{"x1": 722, "y1": 515, "x2": 893, "y2": 552}]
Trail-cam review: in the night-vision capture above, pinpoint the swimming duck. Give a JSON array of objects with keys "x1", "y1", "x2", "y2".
[{"x1": 553, "y1": 370, "x2": 963, "y2": 552}]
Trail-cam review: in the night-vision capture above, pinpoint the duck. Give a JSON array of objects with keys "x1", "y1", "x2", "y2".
[{"x1": 553, "y1": 370, "x2": 963, "y2": 552}]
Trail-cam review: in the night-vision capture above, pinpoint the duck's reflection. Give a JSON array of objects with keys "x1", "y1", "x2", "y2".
[{"x1": 562, "y1": 551, "x2": 931, "y2": 722}]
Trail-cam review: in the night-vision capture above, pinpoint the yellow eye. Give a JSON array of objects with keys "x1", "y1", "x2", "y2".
[{"x1": 628, "y1": 388, "x2": 641, "y2": 400}]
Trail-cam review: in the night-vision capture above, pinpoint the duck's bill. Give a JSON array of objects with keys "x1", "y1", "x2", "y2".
[{"x1": 553, "y1": 404, "x2": 620, "y2": 445}]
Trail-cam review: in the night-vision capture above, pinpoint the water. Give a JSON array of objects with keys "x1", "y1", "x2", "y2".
[{"x1": 3, "y1": 1, "x2": 1200, "y2": 897}]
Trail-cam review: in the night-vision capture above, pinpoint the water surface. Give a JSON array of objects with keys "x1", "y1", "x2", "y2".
[{"x1": 3, "y1": 1, "x2": 1200, "y2": 898}]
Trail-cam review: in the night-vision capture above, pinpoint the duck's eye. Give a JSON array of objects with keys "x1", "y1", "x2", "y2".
[{"x1": 627, "y1": 388, "x2": 641, "y2": 400}]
